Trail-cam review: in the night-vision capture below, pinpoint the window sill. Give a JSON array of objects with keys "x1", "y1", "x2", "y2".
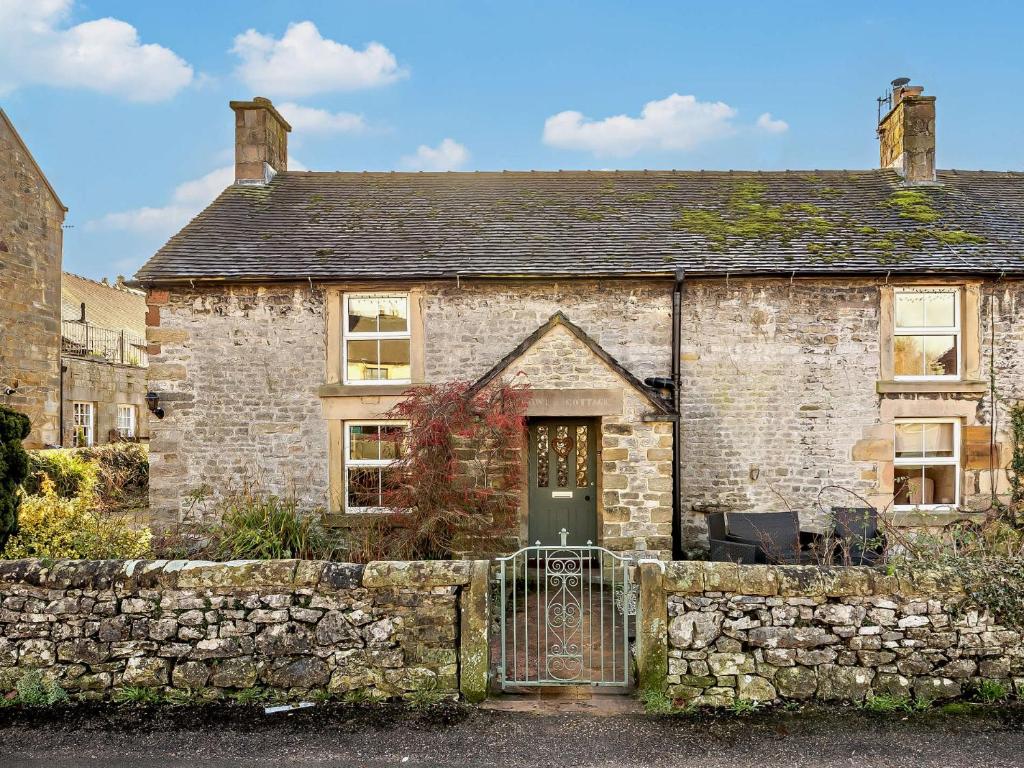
[
  {"x1": 319, "y1": 383, "x2": 418, "y2": 398},
  {"x1": 877, "y1": 380, "x2": 987, "y2": 394},
  {"x1": 324, "y1": 511, "x2": 413, "y2": 528},
  {"x1": 889, "y1": 508, "x2": 985, "y2": 527}
]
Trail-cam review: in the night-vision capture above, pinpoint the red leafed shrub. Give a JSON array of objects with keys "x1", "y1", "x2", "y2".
[{"x1": 357, "y1": 378, "x2": 530, "y2": 560}]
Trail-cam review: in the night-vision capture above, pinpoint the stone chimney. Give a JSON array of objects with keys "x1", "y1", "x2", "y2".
[
  {"x1": 877, "y1": 80, "x2": 936, "y2": 184},
  {"x1": 229, "y1": 97, "x2": 292, "y2": 184}
]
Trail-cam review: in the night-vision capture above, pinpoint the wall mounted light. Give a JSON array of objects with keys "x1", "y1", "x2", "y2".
[{"x1": 145, "y1": 391, "x2": 165, "y2": 420}]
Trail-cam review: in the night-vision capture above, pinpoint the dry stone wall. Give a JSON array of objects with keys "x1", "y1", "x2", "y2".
[
  {"x1": 0, "y1": 558, "x2": 488, "y2": 702},
  {"x1": 659, "y1": 561, "x2": 1023, "y2": 705}
]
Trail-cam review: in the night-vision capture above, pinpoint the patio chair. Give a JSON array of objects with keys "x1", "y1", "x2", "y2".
[
  {"x1": 726, "y1": 510, "x2": 809, "y2": 564},
  {"x1": 832, "y1": 506, "x2": 882, "y2": 566},
  {"x1": 709, "y1": 538, "x2": 759, "y2": 564}
]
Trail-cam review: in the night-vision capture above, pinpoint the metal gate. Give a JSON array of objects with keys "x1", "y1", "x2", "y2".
[{"x1": 495, "y1": 530, "x2": 635, "y2": 689}]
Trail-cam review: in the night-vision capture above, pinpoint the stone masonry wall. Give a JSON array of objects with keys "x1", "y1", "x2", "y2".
[
  {"x1": 422, "y1": 279, "x2": 673, "y2": 383},
  {"x1": 0, "y1": 558, "x2": 487, "y2": 701},
  {"x1": 660, "y1": 561, "x2": 1023, "y2": 706},
  {"x1": 0, "y1": 115, "x2": 64, "y2": 448},
  {"x1": 62, "y1": 356, "x2": 149, "y2": 444},
  {"x1": 146, "y1": 285, "x2": 329, "y2": 523},
  {"x1": 679, "y1": 279, "x2": 880, "y2": 546}
]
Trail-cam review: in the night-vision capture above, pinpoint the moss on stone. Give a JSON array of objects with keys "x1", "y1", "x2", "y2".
[
  {"x1": 931, "y1": 229, "x2": 986, "y2": 246},
  {"x1": 882, "y1": 189, "x2": 941, "y2": 223},
  {"x1": 671, "y1": 181, "x2": 835, "y2": 250}
]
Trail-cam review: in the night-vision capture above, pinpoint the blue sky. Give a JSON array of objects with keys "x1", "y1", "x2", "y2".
[{"x1": 2, "y1": 0, "x2": 1023, "y2": 280}]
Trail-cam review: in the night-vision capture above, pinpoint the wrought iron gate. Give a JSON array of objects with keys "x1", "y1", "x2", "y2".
[{"x1": 495, "y1": 530, "x2": 635, "y2": 689}]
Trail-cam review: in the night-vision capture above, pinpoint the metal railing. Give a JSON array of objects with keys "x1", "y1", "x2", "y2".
[{"x1": 61, "y1": 321, "x2": 148, "y2": 367}]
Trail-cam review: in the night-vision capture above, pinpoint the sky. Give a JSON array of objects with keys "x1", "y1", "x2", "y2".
[{"x1": 2, "y1": 0, "x2": 1023, "y2": 281}]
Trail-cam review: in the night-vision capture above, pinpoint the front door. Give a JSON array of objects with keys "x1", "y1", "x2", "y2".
[{"x1": 527, "y1": 418, "x2": 598, "y2": 546}]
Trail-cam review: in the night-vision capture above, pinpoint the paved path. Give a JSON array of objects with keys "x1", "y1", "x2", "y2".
[{"x1": 3, "y1": 705, "x2": 1024, "y2": 767}]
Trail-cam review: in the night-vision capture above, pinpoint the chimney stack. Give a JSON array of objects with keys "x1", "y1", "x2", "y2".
[
  {"x1": 877, "y1": 79, "x2": 936, "y2": 184},
  {"x1": 229, "y1": 97, "x2": 292, "y2": 185}
]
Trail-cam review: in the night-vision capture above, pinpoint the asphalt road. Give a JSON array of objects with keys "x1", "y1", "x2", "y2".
[{"x1": 2, "y1": 704, "x2": 1023, "y2": 767}]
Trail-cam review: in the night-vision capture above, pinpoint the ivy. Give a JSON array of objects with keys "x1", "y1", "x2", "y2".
[{"x1": 1010, "y1": 402, "x2": 1024, "y2": 507}]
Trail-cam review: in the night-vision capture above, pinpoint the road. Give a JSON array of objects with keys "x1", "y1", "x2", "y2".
[{"x1": 2, "y1": 704, "x2": 1023, "y2": 767}]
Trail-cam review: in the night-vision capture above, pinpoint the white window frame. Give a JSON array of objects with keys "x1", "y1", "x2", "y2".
[
  {"x1": 893, "y1": 287, "x2": 961, "y2": 381},
  {"x1": 343, "y1": 420, "x2": 409, "y2": 513},
  {"x1": 893, "y1": 417, "x2": 960, "y2": 512},
  {"x1": 72, "y1": 402, "x2": 94, "y2": 447},
  {"x1": 117, "y1": 404, "x2": 136, "y2": 438},
  {"x1": 342, "y1": 293, "x2": 411, "y2": 386}
]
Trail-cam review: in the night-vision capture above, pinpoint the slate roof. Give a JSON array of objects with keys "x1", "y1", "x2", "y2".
[
  {"x1": 62, "y1": 273, "x2": 147, "y2": 336},
  {"x1": 135, "y1": 169, "x2": 1024, "y2": 283}
]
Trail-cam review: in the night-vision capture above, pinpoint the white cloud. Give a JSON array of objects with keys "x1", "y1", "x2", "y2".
[
  {"x1": 543, "y1": 93, "x2": 738, "y2": 157},
  {"x1": 400, "y1": 138, "x2": 469, "y2": 171},
  {"x1": 88, "y1": 154, "x2": 310, "y2": 234},
  {"x1": 756, "y1": 112, "x2": 789, "y2": 134},
  {"x1": 232, "y1": 21, "x2": 405, "y2": 98},
  {"x1": 278, "y1": 102, "x2": 366, "y2": 135},
  {"x1": 87, "y1": 165, "x2": 233, "y2": 234},
  {"x1": 0, "y1": 0, "x2": 193, "y2": 101}
]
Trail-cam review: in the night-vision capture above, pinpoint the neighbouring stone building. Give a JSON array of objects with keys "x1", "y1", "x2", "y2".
[
  {"x1": 136, "y1": 85, "x2": 1024, "y2": 558},
  {"x1": 0, "y1": 108, "x2": 66, "y2": 448},
  {"x1": 60, "y1": 272, "x2": 149, "y2": 446}
]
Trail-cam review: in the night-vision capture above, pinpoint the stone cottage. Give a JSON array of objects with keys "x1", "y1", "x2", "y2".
[
  {"x1": 60, "y1": 273, "x2": 149, "y2": 446},
  {"x1": 136, "y1": 85, "x2": 1024, "y2": 558},
  {"x1": 0, "y1": 108, "x2": 66, "y2": 448}
]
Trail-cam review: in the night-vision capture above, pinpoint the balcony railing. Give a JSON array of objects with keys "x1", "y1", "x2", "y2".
[{"x1": 61, "y1": 321, "x2": 148, "y2": 367}]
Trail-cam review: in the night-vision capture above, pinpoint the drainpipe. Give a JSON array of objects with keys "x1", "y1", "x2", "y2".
[
  {"x1": 671, "y1": 269, "x2": 685, "y2": 560},
  {"x1": 59, "y1": 362, "x2": 67, "y2": 447}
]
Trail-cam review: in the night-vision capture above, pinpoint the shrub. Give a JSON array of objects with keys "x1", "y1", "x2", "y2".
[
  {"x1": 357, "y1": 378, "x2": 529, "y2": 560},
  {"x1": 2, "y1": 476, "x2": 151, "y2": 560},
  {"x1": 26, "y1": 443, "x2": 148, "y2": 511},
  {"x1": 209, "y1": 486, "x2": 342, "y2": 561},
  {"x1": 0, "y1": 405, "x2": 31, "y2": 550},
  {"x1": 14, "y1": 670, "x2": 69, "y2": 706},
  {"x1": 76, "y1": 442, "x2": 149, "y2": 508},
  {"x1": 24, "y1": 449, "x2": 99, "y2": 499}
]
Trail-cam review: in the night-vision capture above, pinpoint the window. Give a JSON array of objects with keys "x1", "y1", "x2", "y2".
[
  {"x1": 343, "y1": 421, "x2": 407, "y2": 512},
  {"x1": 72, "y1": 402, "x2": 94, "y2": 447},
  {"x1": 893, "y1": 288, "x2": 960, "y2": 379},
  {"x1": 117, "y1": 404, "x2": 136, "y2": 438},
  {"x1": 893, "y1": 419, "x2": 960, "y2": 510},
  {"x1": 343, "y1": 294, "x2": 411, "y2": 384}
]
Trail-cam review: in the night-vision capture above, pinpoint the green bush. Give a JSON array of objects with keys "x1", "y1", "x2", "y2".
[
  {"x1": 14, "y1": 670, "x2": 69, "y2": 706},
  {"x1": 26, "y1": 443, "x2": 148, "y2": 510},
  {"x1": 24, "y1": 449, "x2": 99, "y2": 499},
  {"x1": 0, "y1": 405, "x2": 31, "y2": 550},
  {"x1": 2, "y1": 476, "x2": 151, "y2": 560},
  {"x1": 209, "y1": 488, "x2": 341, "y2": 561}
]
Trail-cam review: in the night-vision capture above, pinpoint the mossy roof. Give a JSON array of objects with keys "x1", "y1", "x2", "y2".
[{"x1": 135, "y1": 169, "x2": 1024, "y2": 282}]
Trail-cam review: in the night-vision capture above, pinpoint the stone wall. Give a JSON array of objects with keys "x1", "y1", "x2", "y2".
[
  {"x1": 0, "y1": 558, "x2": 489, "y2": 702},
  {"x1": 679, "y1": 279, "x2": 881, "y2": 546},
  {"x1": 62, "y1": 357, "x2": 149, "y2": 444},
  {"x1": 422, "y1": 279, "x2": 673, "y2": 383},
  {"x1": 146, "y1": 285, "x2": 329, "y2": 523},
  {"x1": 649, "y1": 561, "x2": 1023, "y2": 705},
  {"x1": 0, "y1": 114, "x2": 64, "y2": 448}
]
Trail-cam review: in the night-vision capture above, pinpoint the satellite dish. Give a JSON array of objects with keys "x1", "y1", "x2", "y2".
[{"x1": 891, "y1": 77, "x2": 911, "y2": 88}]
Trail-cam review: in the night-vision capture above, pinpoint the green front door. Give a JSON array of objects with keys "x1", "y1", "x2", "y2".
[{"x1": 527, "y1": 418, "x2": 598, "y2": 546}]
